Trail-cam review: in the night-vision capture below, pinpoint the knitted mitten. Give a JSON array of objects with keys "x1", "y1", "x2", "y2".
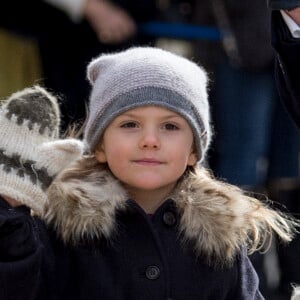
[{"x1": 0, "y1": 86, "x2": 83, "y2": 215}]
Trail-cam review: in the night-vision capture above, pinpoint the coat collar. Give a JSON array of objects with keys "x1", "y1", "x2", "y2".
[{"x1": 44, "y1": 160, "x2": 275, "y2": 266}]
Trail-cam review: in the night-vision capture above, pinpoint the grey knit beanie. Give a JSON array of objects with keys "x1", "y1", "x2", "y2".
[
  {"x1": 0, "y1": 86, "x2": 84, "y2": 214},
  {"x1": 84, "y1": 47, "x2": 211, "y2": 162}
]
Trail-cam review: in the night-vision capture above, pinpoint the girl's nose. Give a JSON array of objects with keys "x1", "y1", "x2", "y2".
[{"x1": 138, "y1": 129, "x2": 161, "y2": 149}]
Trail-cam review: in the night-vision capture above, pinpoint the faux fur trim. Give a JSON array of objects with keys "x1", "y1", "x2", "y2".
[
  {"x1": 44, "y1": 158, "x2": 295, "y2": 265},
  {"x1": 44, "y1": 157, "x2": 128, "y2": 243},
  {"x1": 172, "y1": 169, "x2": 261, "y2": 265}
]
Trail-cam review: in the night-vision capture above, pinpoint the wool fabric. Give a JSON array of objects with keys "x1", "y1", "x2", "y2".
[
  {"x1": 0, "y1": 86, "x2": 83, "y2": 214},
  {"x1": 84, "y1": 47, "x2": 211, "y2": 162}
]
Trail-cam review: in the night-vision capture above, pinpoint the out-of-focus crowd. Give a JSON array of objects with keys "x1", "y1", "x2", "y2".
[{"x1": 0, "y1": 1, "x2": 300, "y2": 299}]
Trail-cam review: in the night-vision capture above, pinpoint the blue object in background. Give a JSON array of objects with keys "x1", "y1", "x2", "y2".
[{"x1": 140, "y1": 22, "x2": 222, "y2": 41}]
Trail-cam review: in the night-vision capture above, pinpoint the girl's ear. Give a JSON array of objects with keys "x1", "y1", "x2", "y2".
[
  {"x1": 95, "y1": 144, "x2": 107, "y2": 163},
  {"x1": 187, "y1": 150, "x2": 198, "y2": 166}
]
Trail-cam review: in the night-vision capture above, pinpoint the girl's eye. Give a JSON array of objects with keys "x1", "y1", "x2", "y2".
[
  {"x1": 164, "y1": 123, "x2": 179, "y2": 130},
  {"x1": 121, "y1": 121, "x2": 138, "y2": 128}
]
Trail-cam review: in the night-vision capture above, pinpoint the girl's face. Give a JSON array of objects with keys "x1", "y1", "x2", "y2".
[{"x1": 95, "y1": 106, "x2": 197, "y2": 199}]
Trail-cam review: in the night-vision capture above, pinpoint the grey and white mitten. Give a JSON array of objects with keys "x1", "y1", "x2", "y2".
[{"x1": 0, "y1": 86, "x2": 83, "y2": 215}]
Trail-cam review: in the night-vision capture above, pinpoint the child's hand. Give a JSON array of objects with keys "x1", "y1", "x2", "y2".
[{"x1": 84, "y1": 0, "x2": 137, "y2": 44}]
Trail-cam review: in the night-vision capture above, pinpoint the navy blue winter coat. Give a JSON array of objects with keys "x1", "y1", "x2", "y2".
[
  {"x1": 0, "y1": 158, "x2": 269, "y2": 300},
  {"x1": 0, "y1": 197, "x2": 263, "y2": 300}
]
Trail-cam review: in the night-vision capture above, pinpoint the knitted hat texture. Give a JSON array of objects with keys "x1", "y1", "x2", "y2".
[
  {"x1": 0, "y1": 86, "x2": 83, "y2": 214},
  {"x1": 84, "y1": 47, "x2": 211, "y2": 162}
]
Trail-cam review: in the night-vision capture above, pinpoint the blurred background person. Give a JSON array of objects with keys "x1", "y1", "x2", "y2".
[
  {"x1": 191, "y1": 1, "x2": 300, "y2": 299},
  {"x1": 269, "y1": 1, "x2": 300, "y2": 129},
  {"x1": 269, "y1": 2, "x2": 300, "y2": 299},
  {"x1": 0, "y1": 0, "x2": 158, "y2": 131}
]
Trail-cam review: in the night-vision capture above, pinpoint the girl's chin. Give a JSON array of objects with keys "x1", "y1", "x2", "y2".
[{"x1": 125, "y1": 180, "x2": 176, "y2": 193}]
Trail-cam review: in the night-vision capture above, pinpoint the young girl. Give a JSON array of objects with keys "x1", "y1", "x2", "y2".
[{"x1": 0, "y1": 47, "x2": 297, "y2": 299}]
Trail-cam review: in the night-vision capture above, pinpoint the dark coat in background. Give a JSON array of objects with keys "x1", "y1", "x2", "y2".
[
  {"x1": 268, "y1": 0, "x2": 300, "y2": 10},
  {"x1": 271, "y1": 9, "x2": 300, "y2": 128},
  {"x1": 0, "y1": 167, "x2": 264, "y2": 300},
  {"x1": 193, "y1": 0, "x2": 274, "y2": 72}
]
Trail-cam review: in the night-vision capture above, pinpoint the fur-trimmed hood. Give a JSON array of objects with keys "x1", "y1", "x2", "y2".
[{"x1": 44, "y1": 157, "x2": 295, "y2": 266}]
